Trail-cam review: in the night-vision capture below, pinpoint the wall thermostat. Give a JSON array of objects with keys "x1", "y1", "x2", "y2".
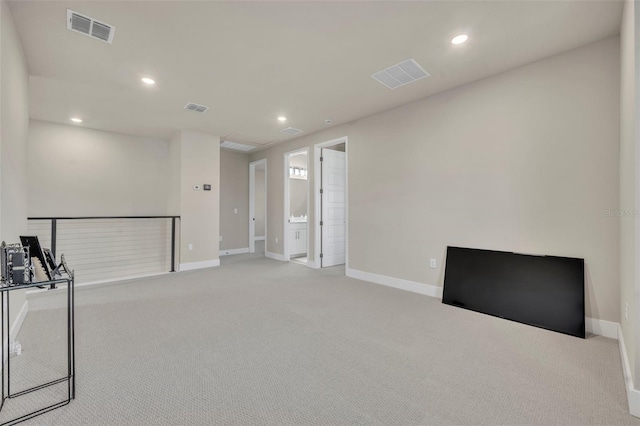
[{"x1": 203, "y1": 184, "x2": 211, "y2": 191}]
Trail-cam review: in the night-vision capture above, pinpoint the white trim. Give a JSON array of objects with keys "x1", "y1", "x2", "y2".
[
  {"x1": 585, "y1": 317, "x2": 619, "y2": 339},
  {"x1": 634, "y1": 0, "x2": 640, "y2": 402},
  {"x1": 346, "y1": 267, "x2": 443, "y2": 299},
  {"x1": 9, "y1": 300, "x2": 28, "y2": 343},
  {"x1": 27, "y1": 272, "x2": 172, "y2": 295},
  {"x1": 77, "y1": 271, "x2": 171, "y2": 287},
  {"x1": 618, "y1": 324, "x2": 640, "y2": 417},
  {"x1": 220, "y1": 248, "x2": 249, "y2": 256},
  {"x1": 3, "y1": 300, "x2": 28, "y2": 363},
  {"x1": 343, "y1": 268, "x2": 623, "y2": 340},
  {"x1": 249, "y1": 162, "x2": 256, "y2": 253},
  {"x1": 265, "y1": 251, "x2": 286, "y2": 262},
  {"x1": 254, "y1": 236, "x2": 265, "y2": 241},
  {"x1": 179, "y1": 259, "x2": 220, "y2": 271},
  {"x1": 284, "y1": 153, "x2": 291, "y2": 261}
]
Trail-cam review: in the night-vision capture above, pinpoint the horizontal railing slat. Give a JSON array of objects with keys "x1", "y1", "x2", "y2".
[{"x1": 27, "y1": 216, "x2": 178, "y2": 284}]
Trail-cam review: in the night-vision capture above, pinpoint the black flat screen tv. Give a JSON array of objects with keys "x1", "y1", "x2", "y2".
[{"x1": 442, "y1": 246, "x2": 585, "y2": 338}]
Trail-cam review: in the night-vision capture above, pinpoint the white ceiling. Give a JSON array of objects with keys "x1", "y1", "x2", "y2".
[{"x1": 9, "y1": 1, "x2": 623, "y2": 148}]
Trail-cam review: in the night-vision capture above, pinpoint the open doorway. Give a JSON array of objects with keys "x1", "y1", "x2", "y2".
[
  {"x1": 284, "y1": 149, "x2": 309, "y2": 264},
  {"x1": 249, "y1": 159, "x2": 266, "y2": 256},
  {"x1": 314, "y1": 137, "x2": 347, "y2": 269}
]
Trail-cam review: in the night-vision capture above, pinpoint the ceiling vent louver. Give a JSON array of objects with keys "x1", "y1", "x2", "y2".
[
  {"x1": 184, "y1": 103, "x2": 209, "y2": 113},
  {"x1": 67, "y1": 9, "x2": 115, "y2": 43},
  {"x1": 220, "y1": 141, "x2": 257, "y2": 152},
  {"x1": 281, "y1": 127, "x2": 303, "y2": 136},
  {"x1": 371, "y1": 58, "x2": 430, "y2": 89}
]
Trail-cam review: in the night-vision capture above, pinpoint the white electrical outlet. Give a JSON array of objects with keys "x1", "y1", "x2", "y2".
[
  {"x1": 275, "y1": 237, "x2": 279, "y2": 244},
  {"x1": 188, "y1": 244, "x2": 193, "y2": 251},
  {"x1": 234, "y1": 208, "x2": 238, "y2": 214},
  {"x1": 219, "y1": 236, "x2": 223, "y2": 242},
  {"x1": 430, "y1": 258, "x2": 437, "y2": 269},
  {"x1": 9, "y1": 341, "x2": 21, "y2": 356}
]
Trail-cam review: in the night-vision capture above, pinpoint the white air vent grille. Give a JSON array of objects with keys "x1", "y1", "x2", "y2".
[
  {"x1": 91, "y1": 22, "x2": 111, "y2": 42},
  {"x1": 184, "y1": 103, "x2": 209, "y2": 113},
  {"x1": 220, "y1": 141, "x2": 256, "y2": 152},
  {"x1": 67, "y1": 9, "x2": 115, "y2": 44},
  {"x1": 371, "y1": 58, "x2": 430, "y2": 89},
  {"x1": 281, "y1": 127, "x2": 303, "y2": 136}
]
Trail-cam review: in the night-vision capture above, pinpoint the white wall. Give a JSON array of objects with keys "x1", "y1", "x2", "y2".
[
  {"x1": 176, "y1": 130, "x2": 220, "y2": 267},
  {"x1": 1, "y1": 0, "x2": 29, "y2": 330},
  {"x1": 28, "y1": 123, "x2": 221, "y2": 271},
  {"x1": 289, "y1": 179, "x2": 308, "y2": 217},
  {"x1": 251, "y1": 37, "x2": 621, "y2": 323},
  {"x1": 28, "y1": 120, "x2": 171, "y2": 217},
  {"x1": 620, "y1": 1, "x2": 640, "y2": 413},
  {"x1": 620, "y1": 0, "x2": 637, "y2": 385},
  {"x1": 167, "y1": 132, "x2": 182, "y2": 216}
]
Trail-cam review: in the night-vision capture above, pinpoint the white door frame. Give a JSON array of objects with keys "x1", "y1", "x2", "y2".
[
  {"x1": 314, "y1": 136, "x2": 348, "y2": 269},
  {"x1": 283, "y1": 148, "x2": 309, "y2": 261},
  {"x1": 249, "y1": 159, "x2": 267, "y2": 253}
]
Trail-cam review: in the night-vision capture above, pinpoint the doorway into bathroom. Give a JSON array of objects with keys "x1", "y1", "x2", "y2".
[{"x1": 284, "y1": 148, "x2": 309, "y2": 264}]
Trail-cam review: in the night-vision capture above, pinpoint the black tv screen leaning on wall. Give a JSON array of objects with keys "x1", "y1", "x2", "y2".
[{"x1": 442, "y1": 246, "x2": 585, "y2": 338}]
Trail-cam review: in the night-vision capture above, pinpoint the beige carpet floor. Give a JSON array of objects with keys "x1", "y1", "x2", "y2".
[{"x1": 0, "y1": 254, "x2": 638, "y2": 425}]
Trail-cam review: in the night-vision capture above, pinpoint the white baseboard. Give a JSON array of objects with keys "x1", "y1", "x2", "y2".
[
  {"x1": 220, "y1": 248, "x2": 249, "y2": 256},
  {"x1": 346, "y1": 267, "x2": 443, "y2": 299},
  {"x1": 344, "y1": 268, "x2": 618, "y2": 341},
  {"x1": 3, "y1": 300, "x2": 28, "y2": 363},
  {"x1": 254, "y1": 236, "x2": 265, "y2": 241},
  {"x1": 618, "y1": 324, "x2": 640, "y2": 417},
  {"x1": 27, "y1": 272, "x2": 173, "y2": 295},
  {"x1": 585, "y1": 317, "x2": 619, "y2": 339},
  {"x1": 10, "y1": 300, "x2": 28, "y2": 343},
  {"x1": 266, "y1": 251, "x2": 286, "y2": 261},
  {"x1": 179, "y1": 259, "x2": 220, "y2": 271}
]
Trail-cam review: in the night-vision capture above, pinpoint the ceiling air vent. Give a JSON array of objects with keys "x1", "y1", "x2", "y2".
[
  {"x1": 281, "y1": 127, "x2": 303, "y2": 136},
  {"x1": 371, "y1": 58, "x2": 430, "y2": 89},
  {"x1": 220, "y1": 141, "x2": 257, "y2": 152},
  {"x1": 66, "y1": 9, "x2": 115, "y2": 43},
  {"x1": 184, "y1": 103, "x2": 209, "y2": 113}
]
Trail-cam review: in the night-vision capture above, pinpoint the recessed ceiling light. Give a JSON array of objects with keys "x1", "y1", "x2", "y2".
[
  {"x1": 141, "y1": 77, "x2": 155, "y2": 85},
  {"x1": 278, "y1": 116, "x2": 287, "y2": 122},
  {"x1": 70, "y1": 117, "x2": 83, "y2": 123},
  {"x1": 451, "y1": 34, "x2": 469, "y2": 45}
]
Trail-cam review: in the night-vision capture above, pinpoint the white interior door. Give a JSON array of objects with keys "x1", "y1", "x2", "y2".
[
  {"x1": 249, "y1": 159, "x2": 266, "y2": 254},
  {"x1": 321, "y1": 148, "x2": 346, "y2": 267},
  {"x1": 249, "y1": 163, "x2": 256, "y2": 253}
]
